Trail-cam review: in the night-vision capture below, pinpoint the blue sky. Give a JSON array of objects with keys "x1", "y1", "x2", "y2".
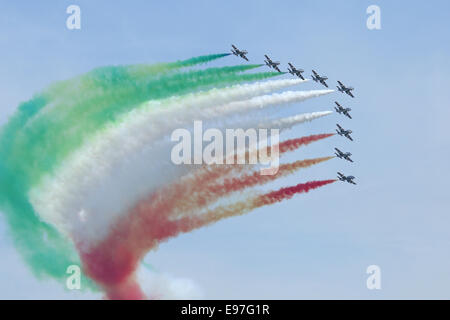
[{"x1": 1, "y1": 0, "x2": 450, "y2": 299}]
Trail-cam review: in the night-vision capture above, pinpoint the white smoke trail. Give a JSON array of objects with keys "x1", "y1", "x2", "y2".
[
  {"x1": 217, "y1": 90, "x2": 332, "y2": 116},
  {"x1": 260, "y1": 111, "x2": 334, "y2": 130},
  {"x1": 215, "y1": 111, "x2": 334, "y2": 177}
]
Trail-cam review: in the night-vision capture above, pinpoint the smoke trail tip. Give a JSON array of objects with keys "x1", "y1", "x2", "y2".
[
  {"x1": 173, "y1": 53, "x2": 232, "y2": 68},
  {"x1": 207, "y1": 53, "x2": 231, "y2": 58},
  {"x1": 255, "y1": 179, "x2": 337, "y2": 207},
  {"x1": 316, "y1": 110, "x2": 333, "y2": 116},
  {"x1": 318, "y1": 89, "x2": 335, "y2": 95},
  {"x1": 239, "y1": 64, "x2": 269, "y2": 71},
  {"x1": 295, "y1": 179, "x2": 337, "y2": 187}
]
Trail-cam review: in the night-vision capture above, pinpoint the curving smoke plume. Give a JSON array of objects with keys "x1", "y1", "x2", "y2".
[{"x1": 0, "y1": 53, "x2": 336, "y2": 299}]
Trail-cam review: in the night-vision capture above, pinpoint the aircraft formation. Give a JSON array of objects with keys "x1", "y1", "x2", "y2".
[{"x1": 231, "y1": 44, "x2": 357, "y2": 185}]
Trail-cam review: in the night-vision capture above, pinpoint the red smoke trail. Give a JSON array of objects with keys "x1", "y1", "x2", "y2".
[
  {"x1": 78, "y1": 135, "x2": 334, "y2": 298},
  {"x1": 181, "y1": 179, "x2": 337, "y2": 227},
  {"x1": 79, "y1": 179, "x2": 335, "y2": 299},
  {"x1": 177, "y1": 157, "x2": 333, "y2": 215},
  {"x1": 169, "y1": 133, "x2": 335, "y2": 215},
  {"x1": 227, "y1": 133, "x2": 335, "y2": 164},
  {"x1": 278, "y1": 133, "x2": 334, "y2": 154},
  {"x1": 254, "y1": 179, "x2": 336, "y2": 206}
]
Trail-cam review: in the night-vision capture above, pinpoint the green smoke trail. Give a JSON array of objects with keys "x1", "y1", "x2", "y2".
[
  {"x1": 119, "y1": 53, "x2": 231, "y2": 82},
  {"x1": 0, "y1": 52, "x2": 278, "y2": 287},
  {"x1": 81, "y1": 53, "x2": 232, "y2": 92},
  {"x1": 0, "y1": 53, "x2": 230, "y2": 147},
  {"x1": 0, "y1": 160, "x2": 96, "y2": 288},
  {"x1": 52, "y1": 64, "x2": 264, "y2": 128},
  {"x1": 0, "y1": 54, "x2": 229, "y2": 185},
  {"x1": 0, "y1": 54, "x2": 241, "y2": 202},
  {"x1": 168, "y1": 53, "x2": 231, "y2": 68},
  {"x1": 10, "y1": 65, "x2": 276, "y2": 189}
]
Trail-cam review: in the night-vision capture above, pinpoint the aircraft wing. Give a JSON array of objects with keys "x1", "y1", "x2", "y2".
[
  {"x1": 336, "y1": 124, "x2": 343, "y2": 130},
  {"x1": 348, "y1": 91, "x2": 354, "y2": 98},
  {"x1": 322, "y1": 80, "x2": 328, "y2": 88},
  {"x1": 312, "y1": 70, "x2": 318, "y2": 76},
  {"x1": 346, "y1": 113, "x2": 352, "y2": 119},
  {"x1": 298, "y1": 73, "x2": 305, "y2": 80},
  {"x1": 274, "y1": 65, "x2": 281, "y2": 73},
  {"x1": 337, "y1": 80, "x2": 344, "y2": 87},
  {"x1": 346, "y1": 134, "x2": 353, "y2": 141},
  {"x1": 242, "y1": 55, "x2": 249, "y2": 61}
]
